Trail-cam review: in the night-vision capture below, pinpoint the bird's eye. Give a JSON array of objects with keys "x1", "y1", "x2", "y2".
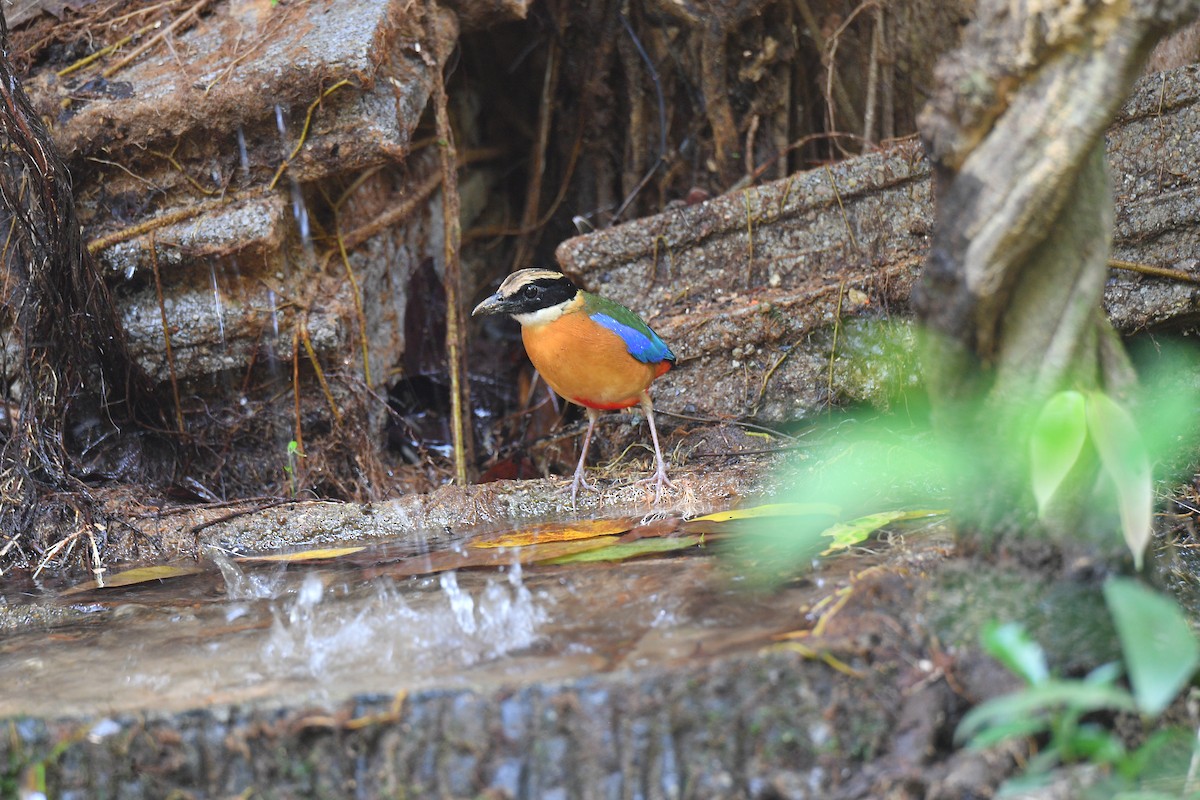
[{"x1": 522, "y1": 285, "x2": 540, "y2": 299}]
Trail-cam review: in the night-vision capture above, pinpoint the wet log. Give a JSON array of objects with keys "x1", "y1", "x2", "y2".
[
  {"x1": 0, "y1": 513, "x2": 1128, "y2": 798},
  {"x1": 557, "y1": 63, "x2": 1200, "y2": 423}
]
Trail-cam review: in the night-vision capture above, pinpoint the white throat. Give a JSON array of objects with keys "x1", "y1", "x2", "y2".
[{"x1": 512, "y1": 296, "x2": 578, "y2": 328}]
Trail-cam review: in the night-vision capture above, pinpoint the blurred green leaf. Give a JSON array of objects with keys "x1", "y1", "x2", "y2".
[
  {"x1": 956, "y1": 679, "x2": 1135, "y2": 746},
  {"x1": 1029, "y1": 390, "x2": 1087, "y2": 515},
  {"x1": 1062, "y1": 723, "x2": 1125, "y2": 763},
  {"x1": 982, "y1": 621, "x2": 1049, "y2": 685},
  {"x1": 961, "y1": 715, "x2": 1047, "y2": 749},
  {"x1": 1104, "y1": 578, "x2": 1200, "y2": 716},
  {"x1": 1086, "y1": 392, "x2": 1152, "y2": 570}
]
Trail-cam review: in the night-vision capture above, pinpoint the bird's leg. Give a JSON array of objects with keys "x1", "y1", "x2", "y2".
[
  {"x1": 635, "y1": 393, "x2": 674, "y2": 503},
  {"x1": 571, "y1": 407, "x2": 600, "y2": 507}
]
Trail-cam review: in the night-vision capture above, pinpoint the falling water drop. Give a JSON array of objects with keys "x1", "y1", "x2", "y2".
[
  {"x1": 290, "y1": 180, "x2": 313, "y2": 256},
  {"x1": 236, "y1": 126, "x2": 250, "y2": 180},
  {"x1": 266, "y1": 287, "x2": 280, "y2": 341},
  {"x1": 208, "y1": 259, "x2": 226, "y2": 344},
  {"x1": 274, "y1": 105, "x2": 288, "y2": 147}
]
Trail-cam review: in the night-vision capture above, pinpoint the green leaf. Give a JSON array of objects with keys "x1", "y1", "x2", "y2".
[
  {"x1": 956, "y1": 680, "x2": 1136, "y2": 745},
  {"x1": 1104, "y1": 578, "x2": 1200, "y2": 716},
  {"x1": 982, "y1": 621, "x2": 1049, "y2": 686},
  {"x1": 1086, "y1": 392, "x2": 1153, "y2": 570},
  {"x1": 962, "y1": 715, "x2": 1048, "y2": 749},
  {"x1": 1029, "y1": 391, "x2": 1088, "y2": 516},
  {"x1": 1061, "y1": 722, "x2": 1125, "y2": 764},
  {"x1": 819, "y1": 509, "x2": 946, "y2": 555},
  {"x1": 538, "y1": 535, "x2": 701, "y2": 565}
]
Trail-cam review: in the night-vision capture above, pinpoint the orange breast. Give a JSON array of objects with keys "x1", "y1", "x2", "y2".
[{"x1": 522, "y1": 312, "x2": 661, "y2": 410}]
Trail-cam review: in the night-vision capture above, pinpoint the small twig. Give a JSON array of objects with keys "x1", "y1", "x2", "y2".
[
  {"x1": 57, "y1": 31, "x2": 137, "y2": 78},
  {"x1": 744, "y1": 114, "x2": 760, "y2": 178},
  {"x1": 0, "y1": 534, "x2": 20, "y2": 575},
  {"x1": 824, "y1": 164, "x2": 859, "y2": 250},
  {"x1": 102, "y1": 0, "x2": 211, "y2": 78},
  {"x1": 189, "y1": 499, "x2": 305, "y2": 537},
  {"x1": 85, "y1": 156, "x2": 159, "y2": 188},
  {"x1": 1108, "y1": 258, "x2": 1200, "y2": 285},
  {"x1": 862, "y1": 6, "x2": 882, "y2": 145},
  {"x1": 744, "y1": 189, "x2": 756, "y2": 270},
  {"x1": 690, "y1": 445, "x2": 804, "y2": 458},
  {"x1": 299, "y1": 316, "x2": 343, "y2": 426},
  {"x1": 752, "y1": 347, "x2": 794, "y2": 417},
  {"x1": 340, "y1": 170, "x2": 442, "y2": 250},
  {"x1": 269, "y1": 79, "x2": 354, "y2": 191},
  {"x1": 424, "y1": 1, "x2": 472, "y2": 486},
  {"x1": 291, "y1": 323, "x2": 304, "y2": 464},
  {"x1": 32, "y1": 511, "x2": 84, "y2": 579},
  {"x1": 826, "y1": 282, "x2": 846, "y2": 413},
  {"x1": 149, "y1": 140, "x2": 218, "y2": 196},
  {"x1": 87, "y1": 526, "x2": 106, "y2": 584},
  {"x1": 333, "y1": 226, "x2": 372, "y2": 386},
  {"x1": 87, "y1": 196, "x2": 233, "y2": 253},
  {"x1": 656, "y1": 408, "x2": 803, "y2": 441},
  {"x1": 611, "y1": 10, "x2": 667, "y2": 224},
  {"x1": 794, "y1": 0, "x2": 863, "y2": 149},
  {"x1": 651, "y1": 235, "x2": 674, "y2": 284},
  {"x1": 822, "y1": 0, "x2": 878, "y2": 153}
]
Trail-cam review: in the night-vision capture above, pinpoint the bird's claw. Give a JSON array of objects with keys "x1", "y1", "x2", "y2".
[
  {"x1": 635, "y1": 466, "x2": 674, "y2": 504},
  {"x1": 569, "y1": 468, "x2": 597, "y2": 508}
]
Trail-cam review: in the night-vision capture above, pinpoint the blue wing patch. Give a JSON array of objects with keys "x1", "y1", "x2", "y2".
[{"x1": 590, "y1": 312, "x2": 675, "y2": 364}]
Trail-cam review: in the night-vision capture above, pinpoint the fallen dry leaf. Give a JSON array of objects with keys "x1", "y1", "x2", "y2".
[
  {"x1": 471, "y1": 517, "x2": 636, "y2": 549},
  {"x1": 62, "y1": 563, "x2": 204, "y2": 595},
  {"x1": 238, "y1": 546, "x2": 366, "y2": 563}
]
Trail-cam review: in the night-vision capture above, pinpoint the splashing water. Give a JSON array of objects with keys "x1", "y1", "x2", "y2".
[
  {"x1": 262, "y1": 564, "x2": 548, "y2": 680},
  {"x1": 209, "y1": 549, "x2": 282, "y2": 601}
]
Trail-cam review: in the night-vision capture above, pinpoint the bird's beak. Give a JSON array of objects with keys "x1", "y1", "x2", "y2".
[{"x1": 472, "y1": 292, "x2": 504, "y2": 317}]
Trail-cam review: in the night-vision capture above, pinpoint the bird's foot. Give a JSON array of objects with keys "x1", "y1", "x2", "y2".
[
  {"x1": 635, "y1": 464, "x2": 674, "y2": 504},
  {"x1": 569, "y1": 467, "x2": 597, "y2": 508}
]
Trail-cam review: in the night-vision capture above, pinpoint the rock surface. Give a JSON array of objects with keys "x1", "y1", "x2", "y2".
[{"x1": 557, "y1": 65, "x2": 1200, "y2": 422}]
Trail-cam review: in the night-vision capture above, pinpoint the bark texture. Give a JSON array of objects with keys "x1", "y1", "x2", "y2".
[{"x1": 913, "y1": 0, "x2": 1200, "y2": 532}]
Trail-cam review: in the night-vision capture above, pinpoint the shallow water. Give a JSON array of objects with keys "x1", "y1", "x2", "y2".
[{"x1": 0, "y1": 514, "x2": 849, "y2": 720}]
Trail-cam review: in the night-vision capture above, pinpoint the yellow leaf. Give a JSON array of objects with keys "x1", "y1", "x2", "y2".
[
  {"x1": 62, "y1": 564, "x2": 204, "y2": 595},
  {"x1": 238, "y1": 546, "x2": 366, "y2": 563},
  {"x1": 471, "y1": 518, "x2": 635, "y2": 549},
  {"x1": 819, "y1": 509, "x2": 946, "y2": 556},
  {"x1": 689, "y1": 503, "x2": 840, "y2": 523}
]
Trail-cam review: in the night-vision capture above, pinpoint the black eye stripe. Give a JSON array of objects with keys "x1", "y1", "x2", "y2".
[{"x1": 504, "y1": 274, "x2": 578, "y2": 308}]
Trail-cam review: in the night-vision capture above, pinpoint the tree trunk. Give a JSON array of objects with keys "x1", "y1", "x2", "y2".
[{"x1": 913, "y1": 0, "x2": 1199, "y2": 539}]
